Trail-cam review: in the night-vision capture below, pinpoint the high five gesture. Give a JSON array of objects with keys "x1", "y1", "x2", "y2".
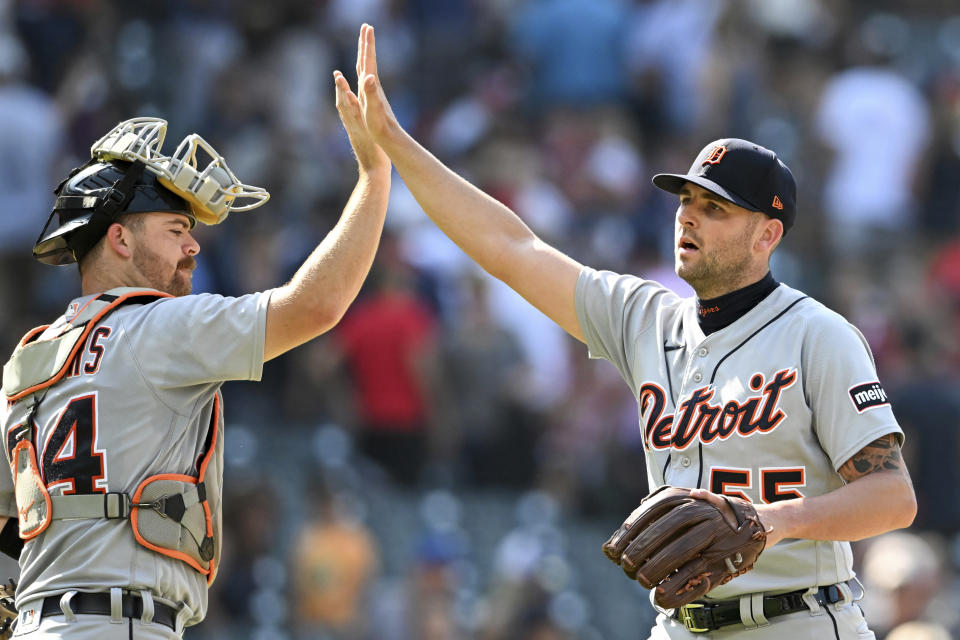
[
  {"x1": 333, "y1": 23, "x2": 390, "y2": 174},
  {"x1": 350, "y1": 24, "x2": 587, "y2": 340},
  {"x1": 344, "y1": 23, "x2": 915, "y2": 640}
]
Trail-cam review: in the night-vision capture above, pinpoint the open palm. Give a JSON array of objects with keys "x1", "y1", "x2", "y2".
[{"x1": 332, "y1": 24, "x2": 390, "y2": 172}]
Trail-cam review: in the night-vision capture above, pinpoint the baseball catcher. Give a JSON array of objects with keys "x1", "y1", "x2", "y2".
[
  {"x1": 601, "y1": 486, "x2": 767, "y2": 609},
  {"x1": 0, "y1": 28, "x2": 391, "y2": 637}
]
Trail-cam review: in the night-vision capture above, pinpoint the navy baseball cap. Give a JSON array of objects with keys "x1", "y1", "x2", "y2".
[{"x1": 652, "y1": 138, "x2": 797, "y2": 233}]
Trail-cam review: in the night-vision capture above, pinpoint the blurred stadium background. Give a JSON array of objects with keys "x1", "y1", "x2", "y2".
[{"x1": 1, "y1": 1, "x2": 959, "y2": 639}]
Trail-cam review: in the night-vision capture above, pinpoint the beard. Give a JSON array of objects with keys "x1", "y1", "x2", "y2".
[
  {"x1": 132, "y1": 245, "x2": 195, "y2": 297},
  {"x1": 676, "y1": 248, "x2": 752, "y2": 295},
  {"x1": 675, "y1": 223, "x2": 757, "y2": 297}
]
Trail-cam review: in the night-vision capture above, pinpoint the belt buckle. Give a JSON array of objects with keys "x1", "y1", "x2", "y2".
[{"x1": 677, "y1": 603, "x2": 709, "y2": 633}]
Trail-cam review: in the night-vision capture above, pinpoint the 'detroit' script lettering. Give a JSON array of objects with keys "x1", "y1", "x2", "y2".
[{"x1": 639, "y1": 368, "x2": 798, "y2": 450}]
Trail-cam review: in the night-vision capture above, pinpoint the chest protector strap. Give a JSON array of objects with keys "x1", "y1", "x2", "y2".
[{"x1": 2, "y1": 289, "x2": 222, "y2": 584}]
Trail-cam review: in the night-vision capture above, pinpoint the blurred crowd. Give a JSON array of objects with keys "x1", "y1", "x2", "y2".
[{"x1": 1, "y1": 0, "x2": 960, "y2": 639}]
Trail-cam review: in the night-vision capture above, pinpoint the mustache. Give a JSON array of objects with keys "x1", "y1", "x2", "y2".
[{"x1": 177, "y1": 256, "x2": 197, "y2": 271}]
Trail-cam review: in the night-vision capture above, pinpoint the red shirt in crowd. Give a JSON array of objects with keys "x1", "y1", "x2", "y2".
[{"x1": 336, "y1": 290, "x2": 437, "y2": 432}]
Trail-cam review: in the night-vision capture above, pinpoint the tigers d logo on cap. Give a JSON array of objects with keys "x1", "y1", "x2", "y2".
[
  {"x1": 702, "y1": 145, "x2": 727, "y2": 165},
  {"x1": 651, "y1": 138, "x2": 798, "y2": 234}
]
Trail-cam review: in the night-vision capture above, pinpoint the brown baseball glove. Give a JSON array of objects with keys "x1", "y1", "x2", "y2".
[
  {"x1": 602, "y1": 486, "x2": 767, "y2": 609},
  {"x1": 0, "y1": 578, "x2": 16, "y2": 640}
]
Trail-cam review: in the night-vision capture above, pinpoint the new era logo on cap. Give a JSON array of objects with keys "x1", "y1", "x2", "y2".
[{"x1": 772, "y1": 196, "x2": 783, "y2": 210}]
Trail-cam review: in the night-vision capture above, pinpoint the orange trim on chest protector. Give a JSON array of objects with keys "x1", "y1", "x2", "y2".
[
  {"x1": 130, "y1": 393, "x2": 220, "y2": 584},
  {"x1": 12, "y1": 439, "x2": 53, "y2": 540},
  {"x1": 6, "y1": 290, "x2": 173, "y2": 403}
]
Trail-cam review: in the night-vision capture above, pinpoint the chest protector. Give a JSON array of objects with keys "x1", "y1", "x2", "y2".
[{"x1": 2, "y1": 289, "x2": 222, "y2": 584}]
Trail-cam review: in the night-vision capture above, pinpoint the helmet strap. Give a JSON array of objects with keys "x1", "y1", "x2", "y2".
[
  {"x1": 75, "y1": 159, "x2": 149, "y2": 262},
  {"x1": 96, "y1": 159, "x2": 147, "y2": 219}
]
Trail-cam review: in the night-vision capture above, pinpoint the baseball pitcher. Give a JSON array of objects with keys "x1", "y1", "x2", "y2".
[
  {"x1": 0, "y1": 40, "x2": 390, "y2": 639},
  {"x1": 348, "y1": 23, "x2": 916, "y2": 640}
]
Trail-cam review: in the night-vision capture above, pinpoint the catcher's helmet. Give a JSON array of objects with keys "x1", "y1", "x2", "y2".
[
  {"x1": 33, "y1": 159, "x2": 194, "y2": 266},
  {"x1": 34, "y1": 116, "x2": 271, "y2": 266}
]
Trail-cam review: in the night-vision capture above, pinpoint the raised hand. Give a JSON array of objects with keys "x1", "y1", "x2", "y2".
[
  {"x1": 332, "y1": 24, "x2": 390, "y2": 173},
  {"x1": 354, "y1": 24, "x2": 402, "y2": 146}
]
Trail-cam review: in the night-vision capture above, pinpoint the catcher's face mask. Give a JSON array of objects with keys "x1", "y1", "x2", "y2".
[
  {"x1": 91, "y1": 117, "x2": 270, "y2": 224},
  {"x1": 34, "y1": 117, "x2": 270, "y2": 265}
]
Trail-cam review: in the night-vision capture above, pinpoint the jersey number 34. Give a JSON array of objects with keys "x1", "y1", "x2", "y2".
[{"x1": 7, "y1": 394, "x2": 107, "y2": 495}]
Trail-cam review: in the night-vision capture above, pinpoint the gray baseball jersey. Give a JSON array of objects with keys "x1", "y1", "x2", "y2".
[
  {"x1": 575, "y1": 268, "x2": 902, "y2": 598},
  {"x1": 0, "y1": 288, "x2": 270, "y2": 626}
]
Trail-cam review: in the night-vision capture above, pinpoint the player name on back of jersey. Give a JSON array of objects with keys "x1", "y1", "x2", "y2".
[
  {"x1": 64, "y1": 326, "x2": 112, "y2": 378},
  {"x1": 848, "y1": 381, "x2": 889, "y2": 413}
]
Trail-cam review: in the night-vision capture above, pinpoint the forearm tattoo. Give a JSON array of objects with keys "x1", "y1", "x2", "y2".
[{"x1": 839, "y1": 434, "x2": 910, "y2": 484}]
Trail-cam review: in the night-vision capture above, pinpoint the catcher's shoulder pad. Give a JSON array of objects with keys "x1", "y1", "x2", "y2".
[{"x1": 3, "y1": 290, "x2": 169, "y2": 402}]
